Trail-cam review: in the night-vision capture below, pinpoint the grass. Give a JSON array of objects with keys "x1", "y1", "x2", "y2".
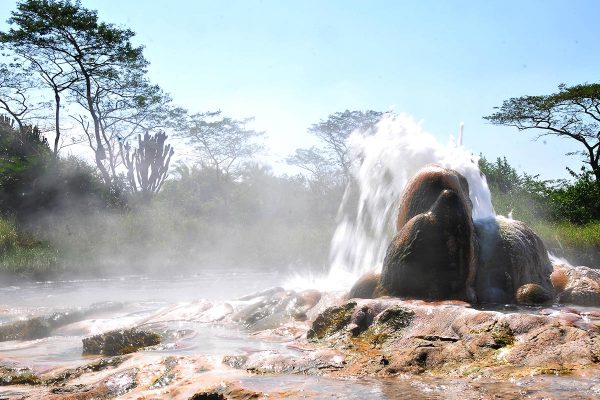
[
  {"x1": 0, "y1": 217, "x2": 61, "y2": 277},
  {"x1": 532, "y1": 220, "x2": 600, "y2": 267},
  {"x1": 533, "y1": 221, "x2": 600, "y2": 248}
]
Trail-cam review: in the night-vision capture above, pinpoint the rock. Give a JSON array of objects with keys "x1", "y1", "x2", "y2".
[
  {"x1": 347, "y1": 272, "x2": 381, "y2": 299},
  {"x1": 396, "y1": 165, "x2": 472, "y2": 230},
  {"x1": 45, "y1": 356, "x2": 127, "y2": 385},
  {"x1": 223, "y1": 348, "x2": 345, "y2": 375},
  {"x1": 190, "y1": 384, "x2": 264, "y2": 400},
  {"x1": 0, "y1": 317, "x2": 51, "y2": 341},
  {"x1": 474, "y1": 217, "x2": 554, "y2": 304},
  {"x1": 555, "y1": 265, "x2": 600, "y2": 306},
  {"x1": 0, "y1": 366, "x2": 41, "y2": 386},
  {"x1": 299, "y1": 298, "x2": 600, "y2": 376},
  {"x1": 515, "y1": 283, "x2": 553, "y2": 305},
  {"x1": 231, "y1": 289, "x2": 318, "y2": 331},
  {"x1": 307, "y1": 301, "x2": 356, "y2": 340},
  {"x1": 375, "y1": 305, "x2": 415, "y2": 331},
  {"x1": 189, "y1": 392, "x2": 227, "y2": 400},
  {"x1": 381, "y1": 187, "x2": 475, "y2": 301},
  {"x1": 354, "y1": 165, "x2": 564, "y2": 305},
  {"x1": 0, "y1": 301, "x2": 123, "y2": 342},
  {"x1": 82, "y1": 328, "x2": 161, "y2": 356}
]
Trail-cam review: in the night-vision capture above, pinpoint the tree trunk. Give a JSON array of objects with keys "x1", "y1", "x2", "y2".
[
  {"x1": 592, "y1": 164, "x2": 600, "y2": 188},
  {"x1": 53, "y1": 92, "x2": 61, "y2": 155},
  {"x1": 81, "y1": 69, "x2": 111, "y2": 186}
]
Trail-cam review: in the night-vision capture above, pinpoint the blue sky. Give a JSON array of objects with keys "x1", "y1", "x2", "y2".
[{"x1": 3, "y1": 0, "x2": 600, "y2": 179}]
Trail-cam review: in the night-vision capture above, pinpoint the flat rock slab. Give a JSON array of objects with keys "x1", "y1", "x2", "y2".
[{"x1": 82, "y1": 328, "x2": 161, "y2": 356}]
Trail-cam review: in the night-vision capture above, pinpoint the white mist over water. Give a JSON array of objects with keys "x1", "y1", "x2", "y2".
[{"x1": 286, "y1": 113, "x2": 495, "y2": 292}]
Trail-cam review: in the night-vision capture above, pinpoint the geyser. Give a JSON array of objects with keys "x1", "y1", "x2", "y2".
[
  {"x1": 304, "y1": 113, "x2": 494, "y2": 292},
  {"x1": 355, "y1": 165, "x2": 555, "y2": 304}
]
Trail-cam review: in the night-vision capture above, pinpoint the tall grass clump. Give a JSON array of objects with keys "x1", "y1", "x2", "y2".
[{"x1": 0, "y1": 217, "x2": 60, "y2": 277}]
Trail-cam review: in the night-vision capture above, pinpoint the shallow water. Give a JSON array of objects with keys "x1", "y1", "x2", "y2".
[{"x1": 1, "y1": 274, "x2": 600, "y2": 399}]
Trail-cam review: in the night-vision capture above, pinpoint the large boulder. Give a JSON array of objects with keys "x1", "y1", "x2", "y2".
[
  {"x1": 474, "y1": 216, "x2": 554, "y2": 304},
  {"x1": 381, "y1": 185, "x2": 476, "y2": 301}
]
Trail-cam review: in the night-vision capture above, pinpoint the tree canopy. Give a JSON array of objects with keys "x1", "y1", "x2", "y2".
[
  {"x1": 0, "y1": 0, "x2": 174, "y2": 185},
  {"x1": 484, "y1": 83, "x2": 600, "y2": 187},
  {"x1": 183, "y1": 112, "x2": 264, "y2": 178},
  {"x1": 289, "y1": 109, "x2": 385, "y2": 183}
]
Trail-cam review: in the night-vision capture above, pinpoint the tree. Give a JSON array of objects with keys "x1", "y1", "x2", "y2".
[
  {"x1": 1, "y1": 42, "x2": 79, "y2": 155},
  {"x1": 184, "y1": 111, "x2": 264, "y2": 179},
  {"x1": 484, "y1": 83, "x2": 600, "y2": 187},
  {"x1": 286, "y1": 146, "x2": 341, "y2": 186},
  {"x1": 72, "y1": 71, "x2": 180, "y2": 181},
  {"x1": 121, "y1": 131, "x2": 174, "y2": 194},
  {"x1": 478, "y1": 155, "x2": 522, "y2": 194},
  {"x1": 0, "y1": 0, "x2": 159, "y2": 185},
  {"x1": 0, "y1": 63, "x2": 39, "y2": 133},
  {"x1": 290, "y1": 109, "x2": 384, "y2": 183}
]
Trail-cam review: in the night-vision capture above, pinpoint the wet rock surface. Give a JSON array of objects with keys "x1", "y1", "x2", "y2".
[
  {"x1": 475, "y1": 217, "x2": 555, "y2": 304},
  {"x1": 0, "y1": 301, "x2": 122, "y2": 341},
  {"x1": 82, "y1": 328, "x2": 161, "y2": 356},
  {"x1": 2, "y1": 285, "x2": 600, "y2": 399},
  {"x1": 322, "y1": 299, "x2": 598, "y2": 377},
  {"x1": 554, "y1": 264, "x2": 600, "y2": 306},
  {"x1": 382, "y1": 166, "x2": 476, "y2": 302}
]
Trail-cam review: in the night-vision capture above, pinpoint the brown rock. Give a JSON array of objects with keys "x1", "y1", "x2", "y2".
[
  {"x1": 474, "y1": 217, "x2": 555, "y2": 304},
  {"x1": 515, "y1": 283, "x2": 553, "y2": 305},
  {"x1": 556, "y1": 265, "x2": 600, "y2": 306},
  {"x1": 396, "y1": 165, "x2": 472, "y2": 230},
  {"x1": 347, "y1": 272, "x2": 381, "y2": 299},
  {"x1": 381, "y1": 188, "x2": 475, "y2": 301}
]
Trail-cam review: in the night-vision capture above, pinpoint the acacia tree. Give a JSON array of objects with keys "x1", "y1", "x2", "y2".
[
  {"x1": 0, "y1": 0, "x2": 156, "y2": 185},
  {"x1": 289, "y1": 109, "x2": 384, "y2": 183},
  {"x1": 286, "y1": 146, "x2": 339, "y2": 184},
  {"x1": 485, "y1": 83, "x2": 600, "y2": 187},
  {"x1": 184, "y1": 111, "x2": 264, "y2": 179}
]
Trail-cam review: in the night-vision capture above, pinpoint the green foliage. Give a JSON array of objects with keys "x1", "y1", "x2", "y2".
[
  {"x1": 0, "y1": 218, "x2": 19, "y2": 252},
  {"x1": 547, "y1": 169, "x2": 600, "y2": 224},
  {"x1": 181, "y1": 112, "x2": 264, "y2": 178},
  {"x1": 478, "y1": 156, "x2": 521, "y2": 193},
  {"x1": 1, "y1": 0, "x2": 146, "y2": 70},
  {"x1": 1, "y1": 0, "x2": 176, "y2": 185},
  {"x1": 533, "y1": 221, "x2": 600, "y2": 249},
  {"x1": 478, "y1": 156, "x2": 549, "y2": 223},
  {"x1": 532, "y1": 220, "x2": 600, "y2": 267},
  {"x1": 479, "y1": 155, "x2": 600, "y2": 226},
  {"x1": 121, "y1": 131, "x2": 174, "y2": 194},
  {"x1": 0, "y1": 116, "x2": 120, "y2": 222}
]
